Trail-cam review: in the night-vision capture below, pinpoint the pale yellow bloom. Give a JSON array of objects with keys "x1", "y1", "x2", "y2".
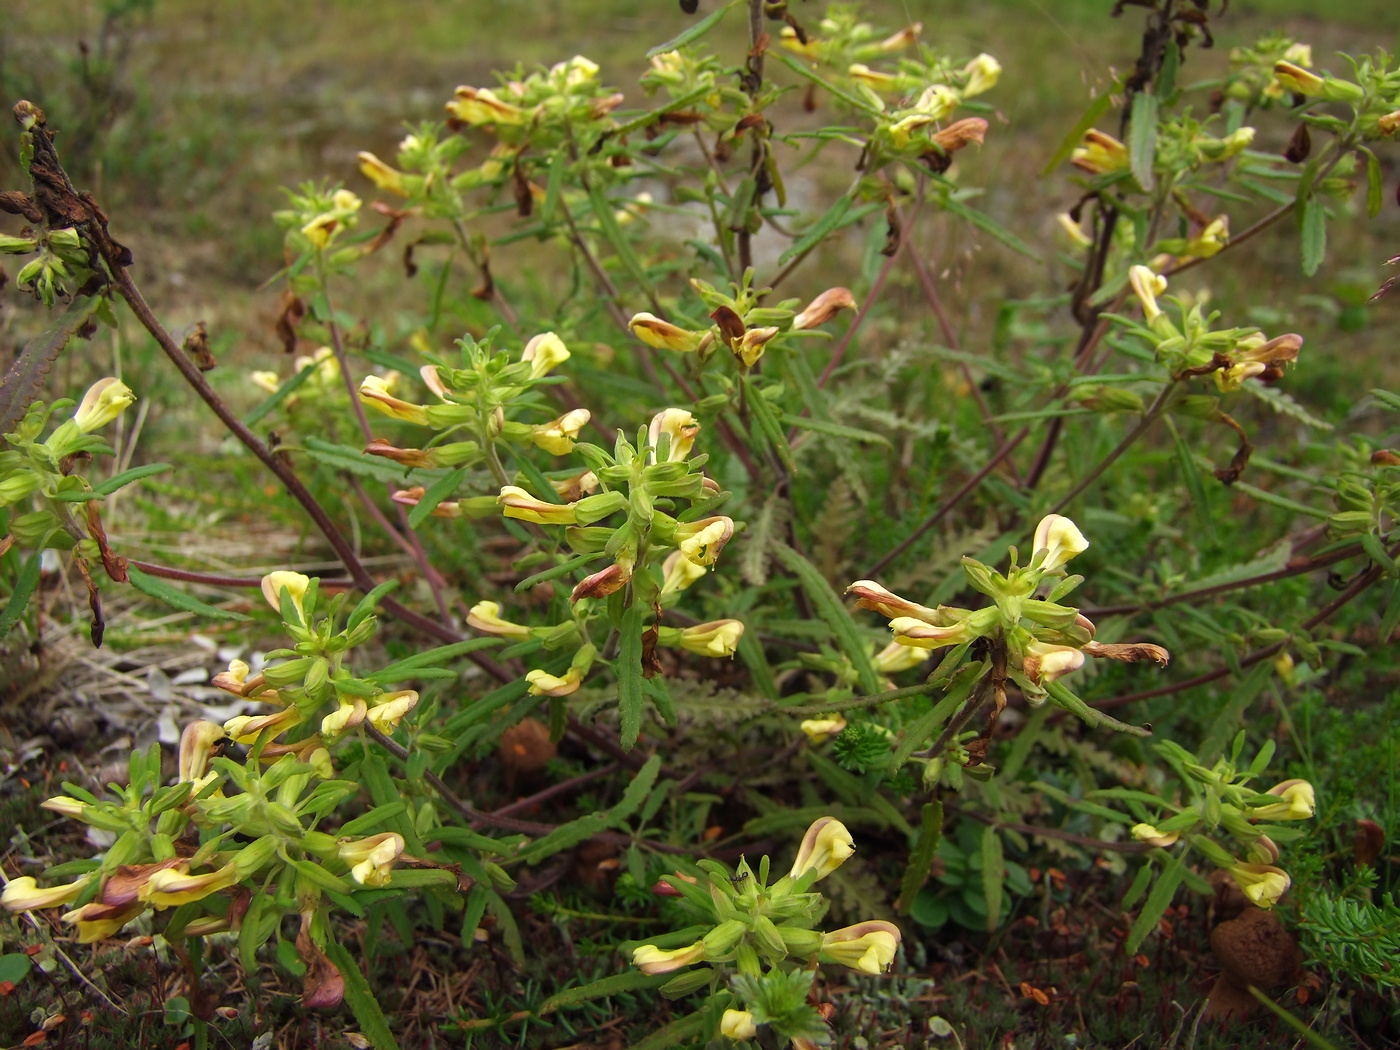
[
  {"x1": 1071, "y1": 129, "x2": 1130, "y2": 175},
  {"x1": 360, "y1": 375, "x2": 429, "y2": 425},
  {"x1": 820, "y1": 920, "x2": 901, "y2": 974},
  {"x1": 531, "y1": 409, "x2": 591, "y2": 456},
  {"x1": 1229, "y1": 863, "x2": 1290, "y2": 908},
  {"x1": 1021, "y1": 642, "x2": 1085, "y2": 684},
  {"x1": 142, "y1": 863, "x2": 240, "y2": 909},
  {"x1": 648, "y1": 409, "x2": 700, "y2": 462},
  {"x1": 498, "y1": 485, "x2": 578, "y2": 525},
  {"x1": 790, "y1": 817, "x2": 854, "y2": 881},
  {"x1": 629, "y1": 313, "x2": 712, "y2": 354},
  {"x1": 2, "y1": 876, "x2": 89, "y2": 912},
  {"x1": 660, "y1": 550, "x2": 708, "y2": 598},
  {"x1": 526, "y1": 667, "x2": 582, "y2": 697},
  {"x1": 1032, "y1": 514, "x2": 1089, "y2": 571},
  {"x1": 720, "y1": 1010, "x2": 759, "y2": 1040},
  {"x1": 339, "y1": 833, "x2": 405, "y2": 887},
  {"x1": 73, "y1": 378, "x2": 135, "y2": 432},
  {"x1": 1130, "y1": 823, "x2": 1180, "y2": 847},
  {"x1": 961, "y1": 53, "x2": 1002, "y2": 97},
  {"x1": 632, "y1": 941, "x2": 705, "y2": 975},
  {"x1": 366, "y1": 690, "x2": 419, "y2": 731},
  {"x1": 800, "y1": 715, "x2": 847, "y2": 745},
  {"x1": 467, "y1": 601, "x2": 532, "y2": 640},
  {"x1": 676, "y1": 516, "x2": 734, "y2": 566},
  {"x1": 521, "y1": 332, "x2": 570, "y2": 378},
  {"x1": 261, "y1": 570, "x2": 312, "y2": 623},
  {"x1": 1127, "y1": 265, "x2": 1168, "y2": 324},
  {"x1": 792, "y1": 287, "x2": 857, "y2": 331},
  {"x1": 676, "y1": 620, "x2": 744, "y2": 657},
  {"x1": 1251, "y1": 779, "x2": 1315, "y2": 821}
]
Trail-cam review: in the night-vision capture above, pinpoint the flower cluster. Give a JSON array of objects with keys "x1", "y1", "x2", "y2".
[
  {"x1": 1125, "y1": 738, "x2": 1316, "y2": 909},
  {"x1": 629, "y1": 272, "x2": 856, "y2": 372},
  {"x1": 1124, "y1": 264, "x2": 1303, "y2": 392},
  {"x1": 849, "y1": 515, "x2": 1168, "y2": 710},
  {"x1": 466, "y1": 407, "x2": 743, "y2": 699},
  {"x1": 631, "y1": 817, "x2": 900, "y2": 1046}
]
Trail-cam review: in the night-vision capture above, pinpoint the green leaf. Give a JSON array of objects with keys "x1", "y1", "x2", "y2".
[
  {"x1": 1363, "y1": 146, "x2": 1384, "y2": 218},
  {"x1": 617, "y1": 600, "x2": 646, "y2": 752},
  {"x1": 91, "y1": 462, "x2": 172, "y2": 496},
  {"x1": 981, "y1": 824, "x2": 1004, "y2": 931},
  {"x1": 0, "y1": 952, "x2": 33, "y2": 986},
  {"x1": 303, "y1": 436, "x2": 449, "y2": 485},
  {"x1": 779, "y1": 194, "x2": 852, "y2": 266},
  {"x1": 364, "y1": 637, "x2": 504, "y2": 683},
  {"x1": 939, "y1": 193, "x2": 1038, "y2": 260},
  {"x1": 1168, "y1": 418, "x2": 1216, "y2": 545},
  {"x1": 1379, "y1": 578, "x2": 1400, "y2": 646},
  {"x1": 645, "y1": 1, "x2": 736, "y2": 57},
  {"x1": 1122, "y1": 860, "x2": 1153, "y2": 910},
  {"x1": 406, "y1": 467, "x2": 466, "y2": 529},
  {"x1": 1125, "y1": 849, "x2": 1185, "y2": 954},
  {"x1": 628, "y1": 1009, "x2": 710, "y2": 1050},
  {"x1": 0, "y1": 552, "x2": 42, "y2": 639},
  {"x1": 338, "y1": 802, "x2": 407, "y2": 837},
  {"x1": 126, "y1": 565, "x2": 252, "y2": 622},
  {"x1": 1041, "y1": 90, "x2": 1115, "y2": 176},
  {"x1": 890, "y1": 669, "x2": 975, "y2": 769},
  {"x1": 1199, "y1": 662, "x2": 1274, "y2": 763},
  {"x1": 779, "y1": 412, "x2": 890, "y2": 446},
  {"x1": 287, "y1": 857, "x2": 352, "y2": 895},
  {"x1": 541, "y1": 970, "x2": 673, "y2": 1013},
  {"x1": 744, "y1": 375, "x2": 796, "y2": 473},
  {"x1": 587, "y1": 182, "x2": 656, "y2": 302},
  {"x1": 773, "y1": 542, "x2": 880, "y2": 695},
  {"x1": 324, "y1": 939, "x2": 400, "y2": 1050},
  {"x1": 1246, "y1": 988, "x2": 1344, "y2": 1050},
  {"x1": 243, "y1": 360, "x2": 317, "y2": 427},
  {"x1": 1299, "y1": 194, "x2": 1326, "y2": 277},
  {"x1": 1231, "y1": 481, "x2": 1330, "y2": 520},
  {"x1": 612, "y1": 754, "x2": 662, "y2": 825},
  {"x1": 514, "y1": 552, "x2": 606, "y2": 593},
  {"x1": 897, "y1": 801, "x2": 943, "y2": 914},
  {"x1": 1128, "y1": 91, "x2": 1158, "y2": 192}
]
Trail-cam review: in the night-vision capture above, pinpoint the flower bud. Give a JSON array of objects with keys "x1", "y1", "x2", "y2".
[
  {"x1": 961, "y1": 53, "x2": 1002, "y2": 97},
  {"x1": 702, "y1": 918, "x2": 748, "y2": 958},
  {"x1": 467, "y1": 601, "x2": 532, "y2": 640},
  {"x1": 673, "y1": 619, "x2": 744, "y2": 657},
  {"x1": 357, "y1": 152, "x2": 409, "y2": 197},
  {"x1": 2, "y1": 876, "x2": 89, "y2": 912},
  {"x1": 360, "y1": 376, "x2": 429, "y2": 425},
  {"x1": 1130, "y1": 823, "x2": 1180, "y2": 847},
  {"x1": 178, "y1": 720, "x2": 228, "y2": 783},
  {"x1": 530, "y1": 410, "x2": 590, "y2": 456},
  {"x1": 1071, "y1": 130, "x2": 1129, "y2": 175},
  {"x1": 792, "y1": 287, "x2": 857, "y2": 331},
  {"x1": 659, "y1": 550, "x2": 707, "y2": 598},
  {"x1": 498, "y1": 485, "x2": 578, "y2": 525},
  {"x1": 628, "y1": 313, "x2": 712, "y2": 354},
  {"x1": 720, "y1": 1010, "x2": 759, "y2": 1040}
]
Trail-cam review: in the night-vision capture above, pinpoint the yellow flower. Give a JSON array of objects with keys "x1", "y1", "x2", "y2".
[
  {"x1": 846, "y1": 580, "x2": 941, "y2": 622},
  {"x1": 1273, "y1": 60, "x2": 1324, "y2": 96},
  {"x1": 467, "y1": 601, "x2": 532, "y2": 640},
  {"x1": 675, "y1": 516, "x2": 734, "y2": 566},
  {"x1": 1071, "y1": 129, "x2": 1130, "y2": 175},
  {"x1": 733, "y1": 326, "x2": 780, "y2": 368},
  {"x1": 224, "y1": 708, "x2": 303, "y2": 744},
  {"x1": 525, "y1": 667, "x2": 582, "y2": 697},
  {"x1": 366, "y1": 690, "x2": 419, "y2": 731},
  {"x1": 628, "y1": 313, "x2": 712, "y2": 354},
  {"x1": 142, "y1": 863, "x2": 240, "y2": 909},
  {"x1": 521, "y1": 332, "x2": 570, "y2": 378},
  {"x1": 961, "y1": 53, "x2": 1002, "y2": 97},
  {"x1": 648, "y1": 409, "x2": 701, "y2": 462},
  {"x1": 321, "y1": 697, "x2": 367, "y2": 736},
  {"x1": 720, "y1": 1010, "x2": 759, "y2": 1040},
  {"x1": 1032, "y1": 514, "x2": 1089, "y2": 572},
  {"x1": 357, "y1": 151, "x2": 409, "y2": 197},
  {"x1": 261, "y1": 570, "x2": 312, "y2": 622},
  {"x1": 2, "y1": 875, "x2": 90, "y2": 912},
  {"x1": 1020, "y1": 642, "x2": 1085, "y2": 685},
  {"x1": 360, "y1": 375, "x2": 429, "y2": 425},
  {"x1": 1229, "y1": 863, "x2": 1290, "y2": 908},
  {"x1": 675, "y1": 620, "x2": 744, "y2": 658},
  {"x1": 498, "y1": 485, "x2": 578, "y2": 525},
  {"x1": 531, "y1": 409, "x2": 590, "y2": 456},
  {"x1": 632, "y1": 941, "x2": 705, "y2": 975},
  {"x1": 1250, "y1": 779, "x2": 1315, "y2": 821},
  {"x1": 789, "y1": 817, "x2": 854, "y2": 881},
  {"x1": 73, "y1": 378, "x2": 136, "y2": 432},
  {"x1": 61, "y1": 900, "x2": 145, "y2": 943},
  {"x1": 178, "y1": 720, "x2": 228, "y2": 783},
  {"x1": 1130, "y1": 823, "x2": 1180, "y2": 847},
  {"x1": 1127, "y1": 265, "x2": 1168, "y2": 325},
  {"x1": 660, "y1": 550, "x2": 708, "y2": 599},
  {"x1": 338, "y1": 832, "x2": 405, "y2": 887},
  {"x1": 800, "y1": 715, "x2": 847, "y2": 745},
  {"x1": 447, "y1": 85, "x2": 527, "y2": 126},
  {"x1": 888, "y1": 616, "x2": 973, "y2": 650},
  {"x1": 873, "y1": 639, "x2": 927, "y2": 674},
  {"x1": 819, "y1": 920, "x2": 902, "y2": 974}
]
